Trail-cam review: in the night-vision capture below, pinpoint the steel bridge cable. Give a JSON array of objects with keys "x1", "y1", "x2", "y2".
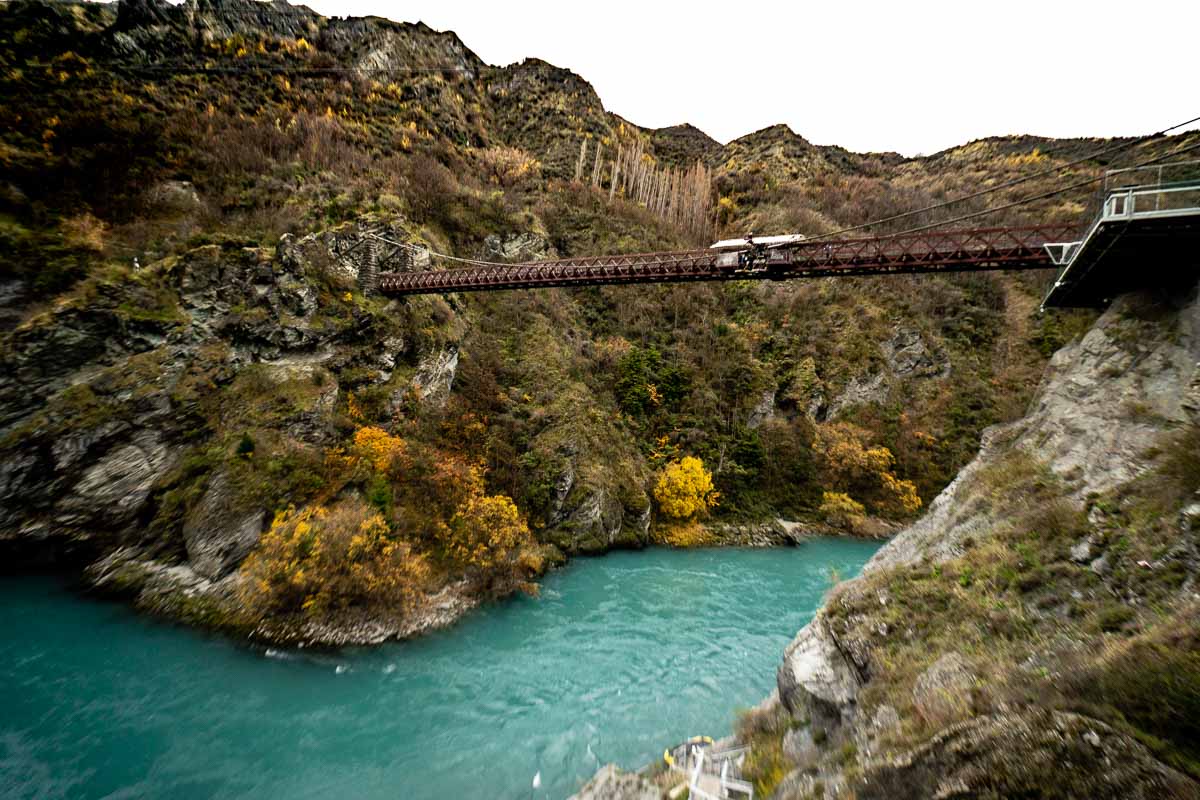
[
  {"x1": 805, "y1": 113, "x2": 1200, "y2": 242},
  {"x1": 869, "y1": 137, "x2": 1200, "y2": 240},
  {"x1": 381, "y1": 140, "x2": 1200, "y2": 277},
  {"x1": 368, "y1": 234, "x2": 522, "y2": 269}
]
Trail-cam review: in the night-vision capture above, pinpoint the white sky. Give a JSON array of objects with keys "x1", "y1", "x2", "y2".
[{"x1": 192, "y1": 1, "x2": 1200, "y2": 155}]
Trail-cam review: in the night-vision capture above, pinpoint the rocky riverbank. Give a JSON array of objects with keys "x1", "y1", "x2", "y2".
[{"x1": 732, "y1": 287, "x2": 1200, "y2": 798}]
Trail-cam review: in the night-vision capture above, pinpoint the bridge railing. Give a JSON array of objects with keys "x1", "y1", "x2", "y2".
[
  {"x1": 1103, "y1": 160, "x2": 1200, "y2": 193},
  {"x1": 1102, "y1": 184, "x2": 1200, "y2": 222}
]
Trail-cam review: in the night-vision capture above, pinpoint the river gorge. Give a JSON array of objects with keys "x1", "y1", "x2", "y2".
[{"x1": 0, "y1": 540, "x2": 881, "y2": 800}]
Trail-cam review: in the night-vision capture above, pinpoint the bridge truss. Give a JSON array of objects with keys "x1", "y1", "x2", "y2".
[{"x1": 377, "y1": 224, "x2": 1081, "y2": 296}]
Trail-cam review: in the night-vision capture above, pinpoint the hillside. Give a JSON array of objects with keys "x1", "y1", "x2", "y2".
[{"x1": 0, "y1": 0, "x2": 1196, "y2": 649}]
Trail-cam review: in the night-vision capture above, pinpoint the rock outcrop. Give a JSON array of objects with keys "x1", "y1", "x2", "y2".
[
  {"x1": 182, "y1": 469, "x2": 265, "y2": 580},
  {"x1": 871, "y1": 288, "x2": 1200, "y2": 572},
  {"x1": 777, "y1": 616, "x2": 863, "y2": 736},
  {"x1": 760, "y1": 287, "x2": 1200, "y2": 799},
  {"x1": 0, "y1": 223, "x2": 415, "y2": 637},
  {"x1": 412, "y1": 345, "x2": 459, "y2": 406},
  {"x1": 568, "y1": 764, "x2": 659, "y2": 800},
  {"x1": 827, "y1": 325, "x2": 949, "y2": 419}
]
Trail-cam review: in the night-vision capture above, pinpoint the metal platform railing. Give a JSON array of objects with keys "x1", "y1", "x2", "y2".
[
  {"x1": 680, "y1": 744, "x2": 754, "y2": 800},
  {"x1": 1103, "y1": 160, "x2": 1200, "y2": 193},
  {"x1": 1100, "y1": 184, "x2": 1200, "y2": 222},
  {"x1": 1044, "y1": 177, "x2": 1200, "y2": 269}
]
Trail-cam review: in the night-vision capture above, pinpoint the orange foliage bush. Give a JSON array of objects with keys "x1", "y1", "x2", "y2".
[
  {"x1": 241, "y1": 498, "x2": 430, "y2": 617},
  {"x1": 813, "y1": 422, "x2": 922, "y2": 517}
]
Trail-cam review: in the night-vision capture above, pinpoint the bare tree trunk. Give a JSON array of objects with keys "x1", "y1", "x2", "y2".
[
  {"x1": 574, "y1": 138, "x2": 587, "y2": 183},
  {"x1": 591, "y1": 142, "x2": 603, "y2": 187}
]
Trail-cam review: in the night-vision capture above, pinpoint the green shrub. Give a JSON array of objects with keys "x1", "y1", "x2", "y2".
[{"x1": 236, "y1": 432, "x2": 256, "y2": 458}]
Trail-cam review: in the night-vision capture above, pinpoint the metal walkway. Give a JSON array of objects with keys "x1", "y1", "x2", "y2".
[
  {"x1": 666, "y1": 742, "x2": 754, "y2": 800},
  {"x1": 377, "y1": 225, "x2": 1078, "y2": 296}
]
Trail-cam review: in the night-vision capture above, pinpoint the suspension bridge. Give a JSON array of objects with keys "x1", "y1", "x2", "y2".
[
  {"x1": 375, "y1": 172, "x2": 1200, "y2": 310},
  {"x1": 372, "y1": 139, "x2": 1200, "y2": 309}
]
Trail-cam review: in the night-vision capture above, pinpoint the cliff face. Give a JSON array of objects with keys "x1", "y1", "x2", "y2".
[
  {"x1": 749, "y1": 287, "x2": 1200, "y2": 798},
  {"x1": 871, "y1": 289, "x2": 1200, "y2": 572}
]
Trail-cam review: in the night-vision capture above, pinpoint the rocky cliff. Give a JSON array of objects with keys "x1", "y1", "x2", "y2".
[{"x1": 743, "y1": 286, "x2": 1200, "y2": 797}]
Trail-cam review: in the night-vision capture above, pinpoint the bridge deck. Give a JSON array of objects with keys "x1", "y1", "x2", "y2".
[{"x1": 377, "y1": 225, "x2": 1077, "y2": 296}]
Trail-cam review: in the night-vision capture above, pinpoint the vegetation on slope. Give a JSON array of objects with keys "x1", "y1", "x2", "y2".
[{"x1": 1, "y1": 0, "x2": 1193, "y2": 637}]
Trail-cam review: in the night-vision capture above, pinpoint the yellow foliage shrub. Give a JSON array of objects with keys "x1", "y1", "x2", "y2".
[
  {"x1": 879, "y1": 472, "x2": 922, "y2": 515},
  {"x1": 814, "y1": 422, "x2": 923, "y2": 518},
  {"x1": 477, "y1": 146, "x2": 540, "y2": 187},
  {"x1": 655, "y1": 519, "x2": 717, "y2": 548},
  {"x1": 818, "y1": 491, "x2": 866, "y2": 530},
  {"x1": 353, "y1": 426, "x2": 405, "y2": 472},
  {"x1": 654, "y1": 456, "x2": 719, "y2": 519},
  {"x1": 814, "y1": 422, "x2": 893, "y2": 486},
  {"x1": 448, "y1": 494, "x2": 542, "y2": 597},
  {"x1": 241, "y1": 498, "x2": 430, "y2": 617}
]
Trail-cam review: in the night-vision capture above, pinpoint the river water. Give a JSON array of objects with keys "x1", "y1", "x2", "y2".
[{"x1": 0, "y1": 540, "x2": 881, "y2": 800}]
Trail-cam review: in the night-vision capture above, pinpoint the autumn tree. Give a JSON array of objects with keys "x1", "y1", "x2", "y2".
[
  {"x1": 448, "y1": 494, "x2": 543, "y2": 598},
  {"x1": 812, "y1": 422, "x2": 922, "y2": 517},
  {"x1": 818, "y1": 491, "x2": 866, "y2": 531},
  {"x1": 241, "y1": 498, "x2": 430, "y2": 617},
  {"x1": 654, "y1": 456, "x2": 720, "y2": 519}
]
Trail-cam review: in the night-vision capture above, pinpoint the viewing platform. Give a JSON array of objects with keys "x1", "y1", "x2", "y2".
[{"x1": 1041, "y1": 163, "x2": 1200, "y2": 309}]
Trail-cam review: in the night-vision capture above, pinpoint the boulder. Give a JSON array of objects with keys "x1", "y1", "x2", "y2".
[
  {"x1": 911, "y1": 652, "x2": 975, "y2": 727},
  {"x1": 568, "y1": 764, "x2": 658, "y2": 800},
  {"x1": 183, "y1": 470, "x2": 265, "y2": 580},
  {"x1": 778, "y1": 616, "x2": 862, "y2": 733}
]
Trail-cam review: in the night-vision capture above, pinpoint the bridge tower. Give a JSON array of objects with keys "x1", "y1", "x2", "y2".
[{"x1": 358, "y1": 234, "x2": 379, "y2": 294}]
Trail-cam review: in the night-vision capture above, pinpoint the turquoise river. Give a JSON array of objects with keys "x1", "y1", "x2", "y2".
[{"x1": 0, "y1": 540, "x2": 881, "y2": 800}]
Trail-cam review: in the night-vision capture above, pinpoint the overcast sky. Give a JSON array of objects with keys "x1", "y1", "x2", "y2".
[{"x1": 215, "y1": 1, "x2": 1200, "y2": 155}]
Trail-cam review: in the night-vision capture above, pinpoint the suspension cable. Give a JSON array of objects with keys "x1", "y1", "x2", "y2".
[
  {"x1": 867, "y1": 136, "x2": 1200, "y2": 240},
  {"x1": 804, "y1": 113, "x2": 1200, "y2": 241}
]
